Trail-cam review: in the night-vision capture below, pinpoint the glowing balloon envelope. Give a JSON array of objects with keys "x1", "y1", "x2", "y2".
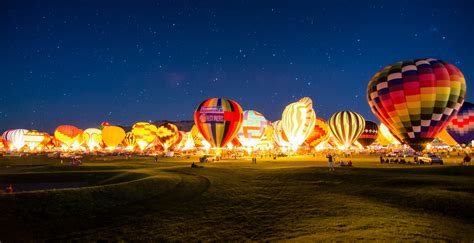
[
  {"x1": 367, "y1": 58, "x2": 466, "y2": 151},
  {"x1": 236, "y1": 110, "x2": 268, "y2": 148},
  {"x1": 281, "y1": 97, "x2": 317, "y2": 149},
  {"x1": 83, "y1": 128, "x2": 102, "y2": 150},
  {"x1": 304, "y1": 117, "x2": 330, "y2": 148},
  {"x1": 102, "y1": 126, "x2": 126, "y2": 149},
  {"x1": 123, "y1": 132, "x2": 137, "y2": 149},
  {"x1": 272, "y1": 120, "x2": 290, "y2": 147},
  {"x1": 23, "y1": 130, "x2": 47, "y2": 150},
  {"x1": 156, "y1": 122, "x2": 179, "y2": 150},
  {"x1": 2, "y1": 129, "x2": 29, "y2": 150},
  {"x1": 194, "y1": 98, "x2": 244, "y2": 148},
  {"x1": 54, "y1": 125, "x2": 83, "y2": 149},
  {"x1": 446, "y1": 101, "x2": 473, "y2": 146},
  {"x1": 379, "y1": 123, "x2": 401, "y2": 145},
  {"x1": 131, "y1": 122, "x2": 158, "y2": 150},
  {"x1": 357, "y1": 121, "x2": 379, "y2": 147},
  {"x1": 328, "y1": 111, "x2": 365, "y2": 148},
  {"x1": 437, "y1": 129, "x2": 458, "y2": 146}
]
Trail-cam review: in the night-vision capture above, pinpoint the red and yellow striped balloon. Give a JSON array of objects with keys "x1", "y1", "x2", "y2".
[
  {"x1": 304, "y1": 117, "x2": 330, "y2": 148},
  {"x1": 54, "y1": 125, "x2": 83, "y2": 148},
  {"x1": 194, "y1": 98, "x2": 243, "y2": 148}
]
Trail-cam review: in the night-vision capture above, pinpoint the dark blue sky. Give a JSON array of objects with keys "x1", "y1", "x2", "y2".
[{"x1": 2, "y1": 0, "x2": 473, "y2": 132}]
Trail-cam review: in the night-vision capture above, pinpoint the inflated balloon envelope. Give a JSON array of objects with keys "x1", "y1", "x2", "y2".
[
  {"x1": 194, "y1": 98, "x2": 243, "y2": 148},
  {"x1": 367, "y1": 58, "x2": 466, "y2": 151}
]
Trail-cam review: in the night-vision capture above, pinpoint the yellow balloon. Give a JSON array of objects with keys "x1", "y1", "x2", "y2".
[
  {"x1": 132, "y1": 122, "x2": 158, "y2": 150},
  {"x1": 379, "y1": 123, "x2": 401, "y2": 145},
  {"x1": 102, "y1": 126, "x2": 126, "y2": 149},
  {"x1": 437, "y1": 129, "x2": 458, "y2": 146}
]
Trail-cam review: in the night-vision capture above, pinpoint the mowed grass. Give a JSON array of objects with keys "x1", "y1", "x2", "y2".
[{"x1": 0, "y1": 154, "x2": 473, "y2": 241}]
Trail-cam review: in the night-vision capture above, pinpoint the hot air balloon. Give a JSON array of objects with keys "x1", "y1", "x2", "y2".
[
  {"x1": 236, "y1": 110, "x2": 268, "y2": 148},
  {"x1": 123, "y1": 132, "x2": 137, "y2": 150},
  {"x1": 437, "y1": 129, "x2": 458, "y2": 146},
  {"x1": 357, "y1": 121, "x2": 379, "y2": 147},
  {"x1": 2, "y1": 129, "x2": 28, "y2": 150},
  {"x1": 102, "y1": 126, "x2": 126, "y2": 149},
  {"x1": 304, "y1": 117, "x2": 330, "y2": 148},
  {"x1": 156, "y1": 122, "x2": 179, "y2": 151},
  {"x1": 272, "y1": 120, "x2": 290, "y2": 147},
  {"x1": 446, "y1": 101, "x2": 473, "y2": 146},
  {"x1": 54, "y1": 125, "x2": 83, "y2": 149},
  {"x1": 0, "y1": 138, "x2": 4, "y2": 150},
  {"x1": 194, "y1": 98, "x2": 244, "y2": 148},
  {"x1": 367, "y1": 58, "x2": 466, "y2": 151},
  {"x1": 23, "y1": 130, "x2": 47, "y2": 151},
  {"x1": 281, "y1": 97, "x2": 317, "y2": 150},
  {"x1": 83, "y1": 128, "x2": 102, "y2": 150},
  {"x1": 190, "y1": 125, "x2": 209, "y2": 148},
  {"x1": 328, "y1": 111, "x2": 365, "y2": 148},
  {"x1": 131, "y1": 122, "x2": 158, "y2": 150},
  {"x1": 378, "y1": 123, "x2": 401, "y2": 145}
]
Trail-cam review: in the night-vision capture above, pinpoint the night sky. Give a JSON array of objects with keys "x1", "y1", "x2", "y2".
[{"x1": 2, "y1": 0, "x2": 473, "y2": 133}]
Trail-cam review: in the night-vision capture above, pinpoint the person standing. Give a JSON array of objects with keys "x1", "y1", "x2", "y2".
[{"x1": 326, "y1": 154, "x2": 335, "y2": 171}]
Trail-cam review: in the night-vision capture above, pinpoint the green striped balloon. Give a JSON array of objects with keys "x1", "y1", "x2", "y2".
[{"x1": 328, "y1": 111, "x2": 365, "y2": 148}]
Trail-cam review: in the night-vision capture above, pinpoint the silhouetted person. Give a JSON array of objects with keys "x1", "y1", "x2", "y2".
[
  {"x1": 463, "y1": 154, "x2": 471, "y2": 165},
  {"x1": 5, "y1": 184, "x2": 13, "y2": 193},
  {"x1": 379, "y1": 155, "x2": 384, "y2": 164}
]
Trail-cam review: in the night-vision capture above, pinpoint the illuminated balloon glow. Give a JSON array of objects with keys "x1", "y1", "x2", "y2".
[
  {"x1": 102, "y1": 126, "x2": 126, "y2": 149},
  {"x1": 123, "y1": 132, "x2": 137, "y2": 150},
  {"x1": 304, "y1": 117, "x2": 330, "y2": 148},
  {"x1": 236, "y1": 110, "x2": 268, "y2": 148},
  {"x1": 194, "y1": 98, "x2": 244, "y2": 148},
  {"x1": 2, "y1": 129, "x2": 29, "y2": 150},
  {"x1": 272, "y1": 120, "x2": 290, "y2": 147},
  {"x1": 131, "y1": 122, "x2": 158, "y2": 150},
  {"x1": 156, "y1": 122, "x2": 179, "y2": 151},
  {"x1": 328, "y1": 111, "x2": 365, "y2": 148},
  {"x1": 446, "y1": 101, "x2": 474, "y2": 145},
  {"x1": 357, "y1": 121, "x2": 379, "y2": 147},
  {"x1": 437, "y1": 129, "x2": 458, "y2": 146},
  {"x1": 54, "y1": 125, "x2": 83, "y2": 150},
  {"x1": 367, "y1": 58, "x2": 466, "y2": 151},
  {"x1": 379, "y1": 123, "x2": 401, "y2": 145},
  {"x1": 281, "y1": 97, "x2": 317, "y2": 150},
  {"x1": 23, "y1": 130, "x2": 47, "y2": 151},
  {"x1": 83, "y1": 128, "x2": 102, "y2": 150}
]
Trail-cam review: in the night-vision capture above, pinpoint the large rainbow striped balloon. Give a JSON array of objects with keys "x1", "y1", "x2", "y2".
[
  {"x1": 446, "y1": 101, "x2": 473, "y2": 145},
  {"x1": 281, "y1": 97, "x2": 317, "y2": 148},
  {"x1": 194, "y1": 98, "x2": 243, "y2": 148},
  {"x1": 236, "y1": 110, "x2": 268, "y2": 147},
  {"x1": 367, "y1": 58, "x2": 466, "y2": 151},
  {"x1": 328, "y1": 111, "x2": 365, "y2": 148}
]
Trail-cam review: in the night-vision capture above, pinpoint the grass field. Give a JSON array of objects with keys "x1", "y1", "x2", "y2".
[{"x1": 0, "y1": 154, "x2": 473, "y2": 241}]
